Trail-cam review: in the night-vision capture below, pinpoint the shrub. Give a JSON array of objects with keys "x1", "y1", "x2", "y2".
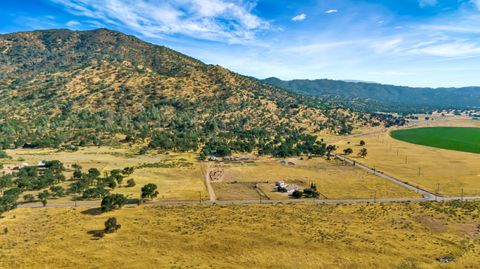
[
  {"x1": 104, "y1": 217, "x2": 121, "y2": 233},
  {"x1": 292, "y1": 190, "x2": 303, "y2": 199},
  {"x1": 126, "y1": 179, "x2": 136, "y2": 187},
  {"x1": 23, "y1": 194, "x2": 35, "y2": 202},
  {"x1": 0, "y1": 150, "x2": 10, "y2": 159}
]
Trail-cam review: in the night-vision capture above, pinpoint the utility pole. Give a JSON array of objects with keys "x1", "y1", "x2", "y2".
[
  {"x1": 461, "y1": 188, "x2": 464, "y2": 201},
  {"x1": 435, "y1": 183, "x2": 440, "y2": 201},
  {"x1": 418, "y1": 167, "x2": 421, "y2": 176}
]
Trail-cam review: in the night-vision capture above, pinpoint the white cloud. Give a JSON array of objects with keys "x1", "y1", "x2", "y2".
[
  {"x1": 291, "y1": 13, "x2": 306, "y2": 22},
  {"x1": 66, "y1": 20, "x2": 80, "y2": 27},
  {"x1": 373, "y1": 38, "x2": 403, "y2": 53},
  {"x1": 50, "y1": 0, "x2": 269, "y2": 43},
  {"x1": 325, "y1": 9, "x2": 338, "y2": 14},
  {"x1": 411, "y1": 42, "x2": 480, "y2": 57},
  {"x1": 419, "y1": 0, "x2": 437, "y2": 8}
]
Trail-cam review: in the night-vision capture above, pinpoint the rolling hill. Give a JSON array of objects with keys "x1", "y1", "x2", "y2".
[
  {"x1": 0, "y1": 29, "x2": 373, "y2": 157},
  {"x1": 263, "y1": 77, "x2": 480, "y2": 113}
]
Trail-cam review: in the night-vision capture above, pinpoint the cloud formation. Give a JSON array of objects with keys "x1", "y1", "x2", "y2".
[
  {"x1": 325, "y1": 9, "x2": 338, "y2": 14},
  {"x1": 66, "y1": 20, "x2": 80, "y2": 27},
  {"x1": 50, "y1": 0, "x2": 268, "y2": 43},
  {"x1": 291, "y1": 13, "x2": 306, "y2": 22}
]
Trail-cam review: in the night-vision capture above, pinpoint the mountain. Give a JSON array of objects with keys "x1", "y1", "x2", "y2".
[
  {"x1": 0, "y1": 29, "x2": 370, "y2": 157},
  {"x1": 263, "y1": 78, "x2": 480, "y2": 113}
]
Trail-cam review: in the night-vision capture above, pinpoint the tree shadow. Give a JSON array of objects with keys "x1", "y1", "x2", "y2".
[
  {"x1": 80, "y1": 207, "x2": 103, "y2": 216},
  {"x1": 87, "y1": 230, "x2": 105, "y2": 240}
]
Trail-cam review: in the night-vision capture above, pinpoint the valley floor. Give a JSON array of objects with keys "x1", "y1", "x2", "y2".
[
  {"x1": 334, "y1": 117, "x2": 480, "y2": 197},
  {"x1": 1, "y1": 202, "x2": 479, "y2": 268}
]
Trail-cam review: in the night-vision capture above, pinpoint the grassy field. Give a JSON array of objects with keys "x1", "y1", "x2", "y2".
[
  {"x1": 2, "y1": 147, "x2": 208, "y2": 202},
  {"x1": 213, "y1": 158, "x2": 419, "y2": 200},
  {"x1": 391, "y1": 127, "x2": 480, "y2": 154},
  {"x1": 334, "y1": 119, "x2": 480, "y2": 196},
  {"x1": 0, "y1": 202, "x2": 479, "y2": 268}
]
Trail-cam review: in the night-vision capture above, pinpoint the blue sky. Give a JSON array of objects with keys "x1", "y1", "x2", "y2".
[{"x1": 2, "y1": 0, "x2": 480, "y2": 87}]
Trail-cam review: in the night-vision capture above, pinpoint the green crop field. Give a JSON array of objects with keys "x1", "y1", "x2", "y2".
[{"x1": 390, "y1": 127, "x2": 480, "y2": 154}]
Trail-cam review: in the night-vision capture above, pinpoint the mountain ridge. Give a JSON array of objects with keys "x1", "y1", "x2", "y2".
[
  {"x1": 263, "y1": 77, "x2": 480, "y2": 113},
  {"x1": 0, "y1": 28, "x2": 373, "y2": 157}
]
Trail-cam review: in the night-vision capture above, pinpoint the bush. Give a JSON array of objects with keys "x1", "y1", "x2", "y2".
[
  {"x1": 0, "y1": 150, "x2": 10, "y2": 159},
  {"x1": 292, "y1": 190, "x2": 303, "y2": 199},
  {"x1": 50, "y1": 186, "x2": 65, "y2": 197},
  {"x1": 23, "y1": 194, "x2": 35, "y2": 202},
  {"x1": 126, "y1": 179, "x2": 136, "y2": 187},
  {"x1": 38, "y1": 190, "x2": 50, "y2": 207},
  {"x1": 82, "y1": 187, "x2": 110, "y2": 199},
  {"x1": 104, "y1": 217, "x2": 121, "y2": 233},
  {"x1": 303, "y1": 188, "x2": 319, "y2": 198}
]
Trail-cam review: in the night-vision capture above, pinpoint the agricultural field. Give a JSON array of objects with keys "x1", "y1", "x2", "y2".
[
  {"x1": 212, "y1": 157, "x2": 419, "y2": 200},
  {"x1": 334, "y1": 118, "x2": 480, "y2": 196},
  {"x1": 391, "y1": 127, "x2": 480, "y2": 154},
  {"x1": 1, "y1": 147, "x2": 208, "y2": 203},
  {"x1": 1, "y1": 201, "x2": 479, "y2": 268}
]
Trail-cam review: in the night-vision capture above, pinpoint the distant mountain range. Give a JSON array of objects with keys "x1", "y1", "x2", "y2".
[{"x1": 263, "y1": 78, "x2": 480, "y2": 113}]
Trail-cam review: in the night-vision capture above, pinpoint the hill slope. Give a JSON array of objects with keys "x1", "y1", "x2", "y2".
[
  {"x1": 0, "y1": 29, "x2": 367, "y2": 156},
  {"x1": 263, "y1": 78, "x2": 480, "y2": 113}
]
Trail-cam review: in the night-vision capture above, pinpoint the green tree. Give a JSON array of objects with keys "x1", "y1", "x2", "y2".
[
  {"x1": 141, "y1": 183, "x2": 159, "y2": 200},
  {"x1": 122, "y1": 167, "x2": 134, "y2": 176},
  {"x1": 38, "y1": 190, "x2": 50, "y2": 207},
  {"x1": 101, "y1": 194, "x2": 127, "y2": 212},
  {"x1": 50, "y1": 186, "x2": 65, "y2": 197},
  {"x1": 343, "y1": 148, "x2": 353, "y2": 155},
  {"x1": 104, "y1": 217, "x2": 121, "y2": 233},
  {"x1": 291, "y1": 190, "x2": 303, "y2": 199},
  {"x1": 358, "y1": 148, "x2": 368, "y2": 158},
  {"x1": 88, "y1": 168, "x2": 101, "y2": 180}
]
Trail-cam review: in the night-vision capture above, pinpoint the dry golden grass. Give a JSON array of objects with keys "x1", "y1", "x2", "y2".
[
  {"x1": 0, "y1": 202, "x2": 479, "y2": 268},
  {"x1": 2, "y1": 147, "x2": 208, "y2": 201},
  {"x1": 334, "y1": 118, "x2": 480, "y2": 196},
  {"x1": 215, "y1": 157, "x2": 420, "y2": 200},
  {"x1": 114, "y1": 165, "x2": 207, "y2": 200}
]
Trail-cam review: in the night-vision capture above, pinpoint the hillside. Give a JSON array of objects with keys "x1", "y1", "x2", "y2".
[
  {"x1": 0, "y1": 29, "x2": 370, "y2": 157},
  {"x1": 263, "y1": 77, "x2": 480, "y2": 113}
]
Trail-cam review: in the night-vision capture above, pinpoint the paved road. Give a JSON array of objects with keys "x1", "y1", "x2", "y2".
[
  {"x1": 15, "y1": 146, "x2": 480, "y2": 209},
  {"x1": 17, "y1": 194, "x2": 480, "y2": 209},
  {"x1": 332, "y1": 153, "x2": 480, "y2": 202},
  {"x1": 333, "y1": 153, "x2": 437, "y2": 200}
]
